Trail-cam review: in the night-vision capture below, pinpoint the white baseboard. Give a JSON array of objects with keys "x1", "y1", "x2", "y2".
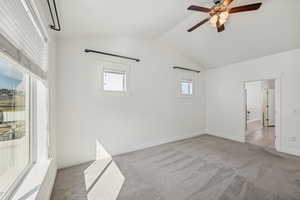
[
  {"x1": 112, "y1": 131, "x2": 207, "y2": 156},
  {"x1": 280, "y1": 146, "x2": 300, "y2": 157},
  {"x1": 205, "y1": 130, "x2": 245, "y2": 143},
  {"x1": 206, "y1": 130, "x2": 300, "y2": 158},
  {"x1": 58, "y1": 131, "x2": 207, "y2": 169},
  {"x1": 203, "y1": 129, "x2": 209, "y2": 134}
]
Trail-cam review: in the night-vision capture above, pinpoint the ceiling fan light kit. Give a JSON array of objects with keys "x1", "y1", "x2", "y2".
[
  {"x1": 209, "y1": 11, "x2": 229, "y2": 27},
  {"x1": 187, "y1": 0, "x2": 262, "y2": 33}
]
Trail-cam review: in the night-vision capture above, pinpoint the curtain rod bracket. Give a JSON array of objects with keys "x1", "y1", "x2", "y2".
[
  {"x1": 84, "y1": 49, "x2": 140, "y2": 62},
  {"x1": 47, "y1": 0, "x2": 61, "y2": 31}
]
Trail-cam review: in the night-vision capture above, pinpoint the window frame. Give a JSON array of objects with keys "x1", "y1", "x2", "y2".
[
  {"x1": 34, "y1": 79, "x2": 50, "y2": 160},
  {"x1": 179, "y1": 79, "x2": 194, "y2": 97},
  {"x1": 102, "y1": 69, "x2": 127, "y2": 93},
  {"x1": 98, "y1": 61, "x2": 131, "y2": 95},
  {"x1": 0, "y1": 0, "x2": 49, "y2": 198},
  {"x1": 0, "y1": 53, "x2": 37, "y2": 200}
]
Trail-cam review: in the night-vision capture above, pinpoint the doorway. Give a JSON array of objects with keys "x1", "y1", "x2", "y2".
[{"x1": 244, "y1": 79, "x2": 279, "y2": 150}]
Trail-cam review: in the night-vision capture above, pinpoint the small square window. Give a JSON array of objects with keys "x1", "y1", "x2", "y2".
[
  {"x1": 180, "y1": 80, "x2": 193, "y2": 96},
  {"x1": 103, "y1": 70, "x2": 127, "y2": 92}
]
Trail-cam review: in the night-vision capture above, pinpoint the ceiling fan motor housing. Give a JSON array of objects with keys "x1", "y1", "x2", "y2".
[{"x1": 213, "y1": 0, "x2": 221, "y2": 5}]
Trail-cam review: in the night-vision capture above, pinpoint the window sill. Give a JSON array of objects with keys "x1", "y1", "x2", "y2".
[
  {"x1": 178, "y1": 95, "x2": 194, "y2": 99},
  {"x1": 100, "y1": 89, "x2": 130, "y2": 96},
  {"x1": 11, "y1": 159, "x2": 53, "y2": 200}
]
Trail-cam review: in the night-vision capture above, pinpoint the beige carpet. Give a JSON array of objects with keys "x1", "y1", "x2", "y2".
[{"x1": 51, "y1": 135, "x2": 300, "y2": 200}]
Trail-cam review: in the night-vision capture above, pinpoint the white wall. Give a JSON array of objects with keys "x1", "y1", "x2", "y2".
[
  {"x1": 32, "y1": 1, "x2": 58, "y2": 198},
  {"x1": 206, "y1": 48, "x2": 300, "y2": 156},
  {"x1": 56, "y1": 37, "x2": 206, "y2": 168},
  {"x1": 245, "y1": 81, "x2": 262, "y2": 122}
]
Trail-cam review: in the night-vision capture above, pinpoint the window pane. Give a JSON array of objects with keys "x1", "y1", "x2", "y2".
[
  {"x1": 103, "y1": 71, "x2": 126, "y2": 92},
  {"x1": 181, "y1": 81, "x2": 192, "y2": 96},
  {"x1": 0, "y1": 59, "x2": 29, "y2": 197}
]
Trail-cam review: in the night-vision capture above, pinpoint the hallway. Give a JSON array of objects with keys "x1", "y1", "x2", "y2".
[{"x1": 246, "y1": 121, "x2": 275, "y2": 149}]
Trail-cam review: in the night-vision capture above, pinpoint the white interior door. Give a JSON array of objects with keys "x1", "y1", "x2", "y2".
[{"x1": 267, "y1": 89, "x2": 275, "y2": 126}]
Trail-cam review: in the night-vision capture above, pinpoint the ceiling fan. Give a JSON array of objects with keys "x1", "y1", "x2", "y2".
[{"x1": 187, "y1": 0, "x2": 262, "y2": 33}]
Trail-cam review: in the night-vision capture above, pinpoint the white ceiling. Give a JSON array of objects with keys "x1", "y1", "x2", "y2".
[
  {"x1": 57, "y1": 0, "x2": 200, "y2": 38},
  {"x1": 57, "y1": 0, "x2": 300, "y2": 68},
  {"x1": 160, "y1": 0, "x2": 300, "y2": 68}
]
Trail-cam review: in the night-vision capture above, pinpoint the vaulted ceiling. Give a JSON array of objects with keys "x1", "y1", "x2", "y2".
[
  {"x1": 57, "y1": 0, "x2": 199, "y2": 38},
  {"x1": 57, "y1": 0, "x2": 300, "y2": 68}
]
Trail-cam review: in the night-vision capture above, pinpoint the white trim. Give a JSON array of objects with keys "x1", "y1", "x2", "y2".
[
  {"x1": 11, "y1": 159, "x2": 53, "y2": 200},
  {"x1": 58, "y1": 131, "x2": 208, "y2": 169},
  {"x1": 199, "y1": 131, "x2": 300, "y2": 158},
  {"x1": 2, "y1": 164, "x2": 33, "y2": 200},
  {"x1": 274, "y1": 78, "x2": 282, "y2": 151},
  {"x1": 97, "y1": 61, "x2": 131, "y2": 96},
  {"x1": 31, "y1": 78, "x2": 38, "y2": 163},
  {"x1": 280, "y1": 146, "x2": 300, "y2": 157},
  {"x1": 205, "y1": 130, "x2": 246, "y2": 143},
  {"x1": 178, "y1": 79, "x2": 194, "y2": 98},
  {"x1": 103, "y1": 69, "x2": 127, "y2": 93}
]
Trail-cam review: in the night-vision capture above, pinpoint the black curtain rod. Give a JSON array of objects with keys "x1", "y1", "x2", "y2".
[
  {"x1": 173, "y1": 66, "x2": 201, "y2": 73},
  {"x1": 47, "y1": 0, "x2": 61, "y2": 31},
  {"x1": 84, "y1": 49, "x2": 140, "y2": 62}
]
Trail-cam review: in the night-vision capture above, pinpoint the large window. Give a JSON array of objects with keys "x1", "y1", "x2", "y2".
[
  {"x1": 0, "y1": 57, "x2": 31, "y2": 199},
  {"x1": 0, "y1": 0, "x2": 48, "y2": 198}
]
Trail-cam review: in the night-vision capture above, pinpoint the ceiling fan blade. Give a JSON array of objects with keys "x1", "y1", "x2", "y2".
[
  {"x1": 229, "y1": 3, "x2": 262, "y2": 13},
  {"x1": 187, "y1": 18, "x2": 210, "y2": 32},
  {"x1": 188, "y1": 5, "x2": 211, "y2": 13},
  {"x1": 222, "y1": 0, "x2": 235, "y2": 7},
  {"x1": 217, "y1": 24, "x2": 225, "y2": 32}
]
